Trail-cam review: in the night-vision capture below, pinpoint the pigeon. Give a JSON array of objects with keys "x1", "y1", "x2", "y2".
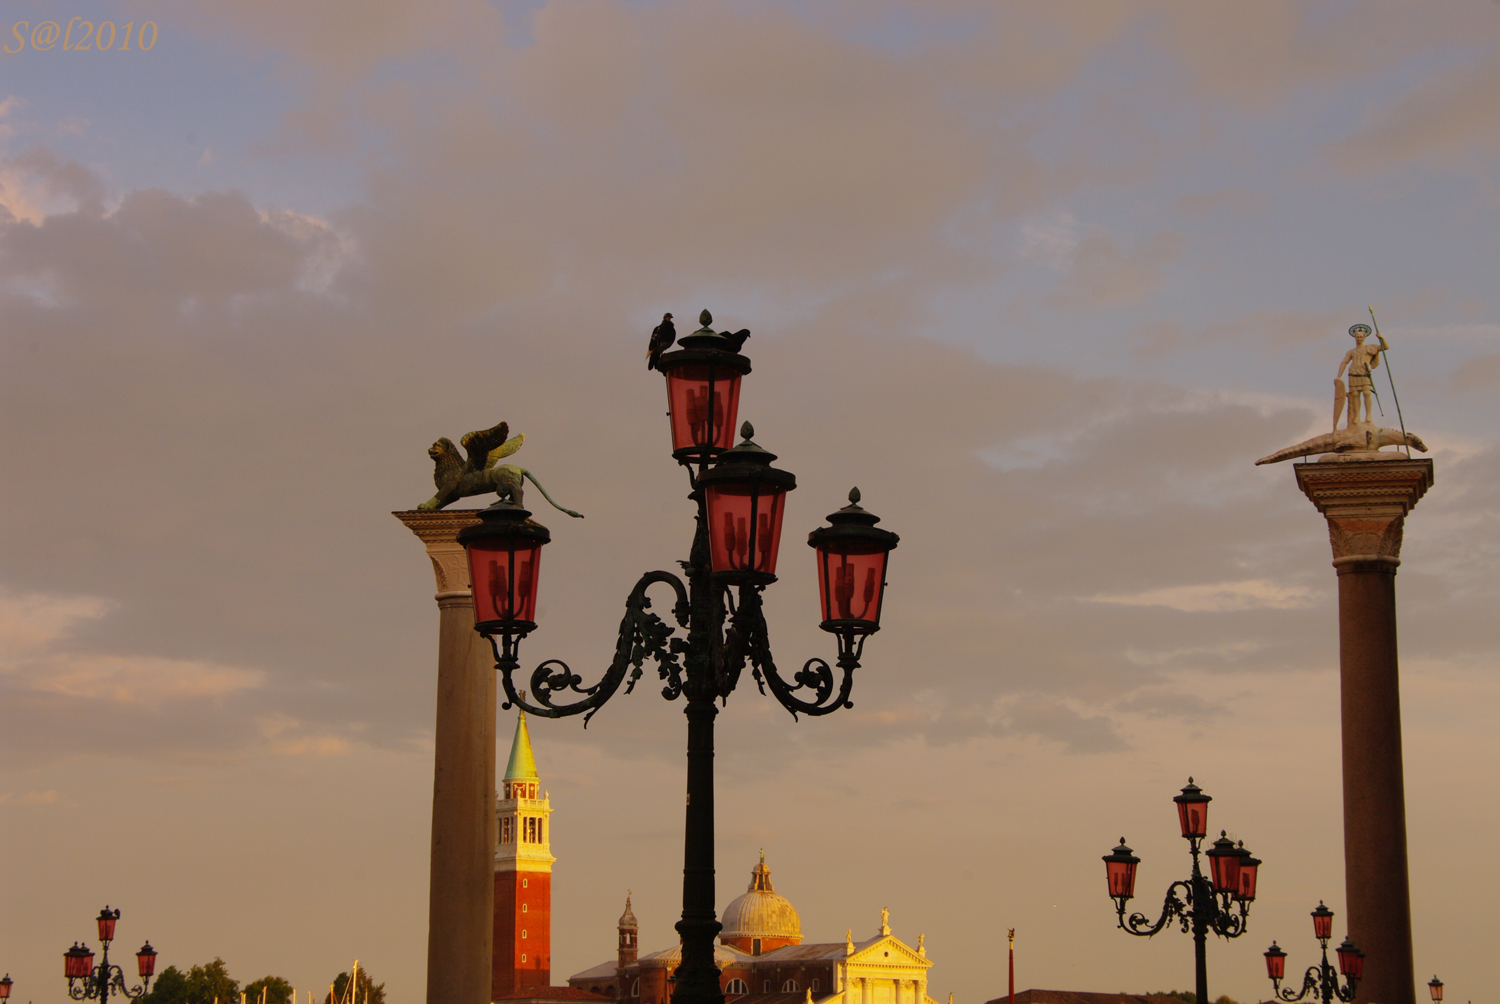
[
  {"x1": 646, "y1": 312, "x2": 675, "y2": 370},
  {"x1": 721, "y1": 328, "x2": 751, "y2": 353}
]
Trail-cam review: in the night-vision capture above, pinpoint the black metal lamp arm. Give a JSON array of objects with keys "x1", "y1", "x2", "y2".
[
  {"x1": 730, "y1": 585, "x2": 855, "y2": 719},
  {"x1": 1208, "y1": 895, "x2": 1248, "y2": 939},
  {"x1": 1272, "y1": 967, "x2": 1323, "y2": 1003},
  {"x1": 1120, "y1": 880, "x2": 1193, "y2": 937},
  {"x1": 491, "y1": 570, "x2": 690, "y2": 724},
  {"x1": 67, "y1": 964, "x2": 146, "y2": 1003}
]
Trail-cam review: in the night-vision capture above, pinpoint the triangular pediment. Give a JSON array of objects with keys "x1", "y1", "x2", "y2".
[{"x1": 846, "y1": 936, "x2": 931, "y2": 969}]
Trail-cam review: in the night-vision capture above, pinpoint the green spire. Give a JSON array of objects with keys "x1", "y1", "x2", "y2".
[{"x1": 504, "y1": 711, "x2": 539, "y2": 781}]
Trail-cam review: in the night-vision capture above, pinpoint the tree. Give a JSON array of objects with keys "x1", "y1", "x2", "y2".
[
  {"x1": 323, "y1": 968, "x2": 385, "y2": 1004},
  {"x1": 143, "y1": 959, "x2": 238, "y2": 1004},
  {"x1": 244, "y1": 976, "x2": 294, "y2": 1004}
]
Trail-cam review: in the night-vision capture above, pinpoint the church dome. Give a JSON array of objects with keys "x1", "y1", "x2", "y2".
[{"x1": 720, "y1": 854, "x2": 801, "y2": 942}]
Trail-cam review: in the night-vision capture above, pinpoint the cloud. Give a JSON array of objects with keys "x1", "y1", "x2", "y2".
[
  {"x1": 0, "y1": 589, "x2": 115, "y2": 656},
  {"x1": 1046, "y1": 228, "x2": 1183, "y2": 309},
  {"x1": 0, "y1": 789, "x2": 60, "y2": 805},
  {"x1": 0, "y1": 589, "x2": 265, "y2": 706},
  {"x1": 1451, "y1": 352, "x2": 1500, "y2": 392},
  {"x1": 1019, "y1": 212, "x2": 1079, "y2": 270},
  {"x1": 1328, "y1": 58, "x2": 1500, "y2": 175},
  {"x1": 33, "y1": 654, "x2": 265, "y2": 704},
  {"x1": 1088, "y1": 579, "x2": 1320, "y2": 613},
  {"x1": 1129, "y1": 308, "x2": 1348, "y2": 357}
]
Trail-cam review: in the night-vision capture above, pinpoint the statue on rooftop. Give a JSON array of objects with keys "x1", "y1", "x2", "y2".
[{"x1": 1255, "y1": 322, "x2": 1426, "y2": 465}]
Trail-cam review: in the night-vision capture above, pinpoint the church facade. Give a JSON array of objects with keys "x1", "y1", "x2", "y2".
[{"x1": 568, "y1": 857, "x2": 940, "y2": 1004}]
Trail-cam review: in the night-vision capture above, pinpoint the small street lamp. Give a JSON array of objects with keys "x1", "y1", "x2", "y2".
[
  {"x1": 1102, "y1": 778, "x2": 1260, "y2": 1004},
  {"x1": 1427, "y1": 977, "x2": 1443, "y2": 1002},
  {"x1": 62, "y1": 907, "x2": 157, "y2": 1001},
  {"x1": 458, "y1": 311, "x2": 900, "y2": 1004},
  {"x1": 1, "y1": 973, "x2": 13, "y2": 1001},
  {"x1": 1263, "y1": 901, "x2": 1364, "y2": 1003}
]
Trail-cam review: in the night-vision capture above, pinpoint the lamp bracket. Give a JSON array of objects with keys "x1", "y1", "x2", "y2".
[
  {"x1": 729, "y1": 585, "x2": 856, "y2": 719},
  {"x1": 489, "y1": 570, "x2": 690, "y2": 725}
]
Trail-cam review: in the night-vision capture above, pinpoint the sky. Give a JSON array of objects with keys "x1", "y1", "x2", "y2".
[{"x1": 2, "y1": 1, "x2": 1498, "y2": 1002}]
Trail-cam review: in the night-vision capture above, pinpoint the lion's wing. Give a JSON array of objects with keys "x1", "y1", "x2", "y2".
[{"x1": 485, "y1": 432, "x2": 525, "y2": 468}]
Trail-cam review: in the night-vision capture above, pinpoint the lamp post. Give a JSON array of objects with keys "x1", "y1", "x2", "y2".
[
  {"x1": 1427, "y1": 977, "x2": 1442, "y2": 1003},
  {"x1": 1263, "y1": 901, "x2": 1364, "y2": 1004},
  {"x1": 457, "y1": 311, "x2": 900, "y2": 1004},
  {"x1": 62, "y1": 907, "x2": 157, "y2": 1002},
  {"x1": 1102, "y1": 779, "x2": 1260, "y2": 1004},
  {"x1": 1, "y1": 973, "x2": 13, "y2": 1001}
]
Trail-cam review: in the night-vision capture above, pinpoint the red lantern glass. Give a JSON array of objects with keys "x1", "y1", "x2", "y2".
[
  {"x1": 1102, "y1": 839, "x2": 1140, "y2": 900},
  {"x1": 1264, "y1": 943, "x2": 1287, "y2": 981},
  {"x1": 1207, "y1": 831, "x2": 1241, "y2": 894},
  {"x1": 698, "y1": 424, "x2": 796, "y2": 585},
  {"x1": 1173, "y1": 778, "x2": 1211, "y2": 839},
  {"x1": 809, "y1": 489, "x2": 899, "y2": 634},
  {"x1": 137, "y1": 943, "x2": 158, "y2": 979},
  {"x1": 64, "y1": 945, "x2": 94, "y2": 979},
  {"x1": 0, "y1": 974, "x2": 13, "y2": 999},
  {"x1": 1337, "y1": 939, "x2": 1363, "y2": 980},
  {"x1": 1427, "y1": 977, "x2": 1442, "y2": 1002},
  {"x1": 706, "y1": 483, "x2": 787, "y2": 579},
  {"x1": 97, "y1": 907, "x2": 119, "y2": 943},
  {"x1": 1311, "y1": 902, "x2": 1334, "y2": 941},
  {"x1": 457, "y1": 503, "x2": 552, "y2": 633},
  {"x1": 664, "y1": 365, "x2": 743, "y2": 458},
  {"x1": 468, "y1": 539, "x2": 544, "y2": 626},
  {"x1": 816, "y1": 546, "x2": 886, "y2": 626},
  {"x1": 1236, "y1": 845, "x2": 1261, "y2": 902}
]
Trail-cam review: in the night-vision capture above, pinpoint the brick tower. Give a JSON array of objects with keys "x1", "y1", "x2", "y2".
[
  {"x1": 617, "y1": 894, "x2": 638, "y2": 977},
  {"x1": 493, "y1": 711, "x2": 555, "y2": 1000}
]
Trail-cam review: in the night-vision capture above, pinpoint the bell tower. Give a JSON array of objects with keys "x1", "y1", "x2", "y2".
[
  {"x1": 493, "y1": 711, "x2": 555, "y2": 1000},
  {"x1": 617, "y1": 894, "x2": 638, "y2": 971}
]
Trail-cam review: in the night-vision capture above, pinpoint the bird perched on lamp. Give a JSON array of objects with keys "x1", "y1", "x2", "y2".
[{"x1": 646, "y1": 312, "x2": 675, "y2": 370}]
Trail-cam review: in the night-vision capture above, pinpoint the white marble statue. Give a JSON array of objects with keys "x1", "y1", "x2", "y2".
[{"x1": 1256, "y1": 323, "x2": 1426, "y2": 465}]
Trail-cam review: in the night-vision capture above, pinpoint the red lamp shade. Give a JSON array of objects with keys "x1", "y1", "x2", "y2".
[
  {"x1": 1173, "y1": 778, "x2": 1211, "y2": 839},
  {"x1": 655, "y1": 315, "x2": 751, "y2": 464},
  {"x1": 0, "y1": 974, "x2": 13, "y2": 999},
  {"x1": 457, "y1": 502, "x2": 553, "y2": 633},
  {"x1": 698, "y1": 424, "x2": 796, "y2": 585},
  {"x1": 1311, "y1": 901, "x2": 1334, "y2": 941},
  {"x1": 1336, "y1": 939, "x2": 1363, "y2": 980},
  {"x1": 1428, "y1": 977, "x2": 1443, "y2": 1002},
  {"x1": 1264, "y1": 942, "x2": 1287, "y2": 982},
  {"x1": 137, "y1": 942, "x2": 158, "y2": 979},
  {"x1": 1236, "y1": 843, "x2": 1261, "y2": 902},
  {"x1": 1206, "y1": 831, "x2": 1242, "y2": 894},
  {"x1": 64, "y1": 944, "x2": 95, "y2": 979},
  {"x1": 97, "y1": 907, "x2": 120, "y2": 943},
  {"x1": 808, "y1": 489, "x2": 900, "y2": 634},
  {"x1": 1102, "y1": 839, "x2": 1140, "y2": 900}
]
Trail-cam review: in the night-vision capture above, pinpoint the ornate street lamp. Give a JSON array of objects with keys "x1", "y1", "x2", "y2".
[
  {"x1": 458, "y1": 310, "x2": 900, "y2": 1004},
  {"x1": 1102, "y1": 778, "x2": 1259, "y2": 1004},
  {"x1": 1263, "y1": 902, "x2": 1363, "y2": 1004},
  {"x1": 1, "y1": 974, "x2": 13, "y2": 1001},
  {"x1": 61, "y1": 907, "x2": 156, "y2": 1001},
  {"x1": 1428, "y1": 977, "x2": 1443, "y2": 1002}
]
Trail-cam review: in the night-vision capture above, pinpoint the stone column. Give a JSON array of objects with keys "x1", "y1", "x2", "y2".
[
  {"x1": 1295, "y1": 458, "x2": 1433, "y2": 1004},
  {"x1": 395, "y1": 510, "x2": 496, "y2": 1004}
]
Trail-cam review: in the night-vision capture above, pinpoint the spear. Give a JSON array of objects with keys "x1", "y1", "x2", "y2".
[{"x1": 1368, "y1": 305, "x2": 1409, "y2": 457}]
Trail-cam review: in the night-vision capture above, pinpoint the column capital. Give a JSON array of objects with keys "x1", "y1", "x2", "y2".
[
  {"x1": 1294, "y1": 459, "x2": 1434, "y2": 568},
  {"x1": 394, "y1": 509, "x2": 484, "y2": 595}
]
